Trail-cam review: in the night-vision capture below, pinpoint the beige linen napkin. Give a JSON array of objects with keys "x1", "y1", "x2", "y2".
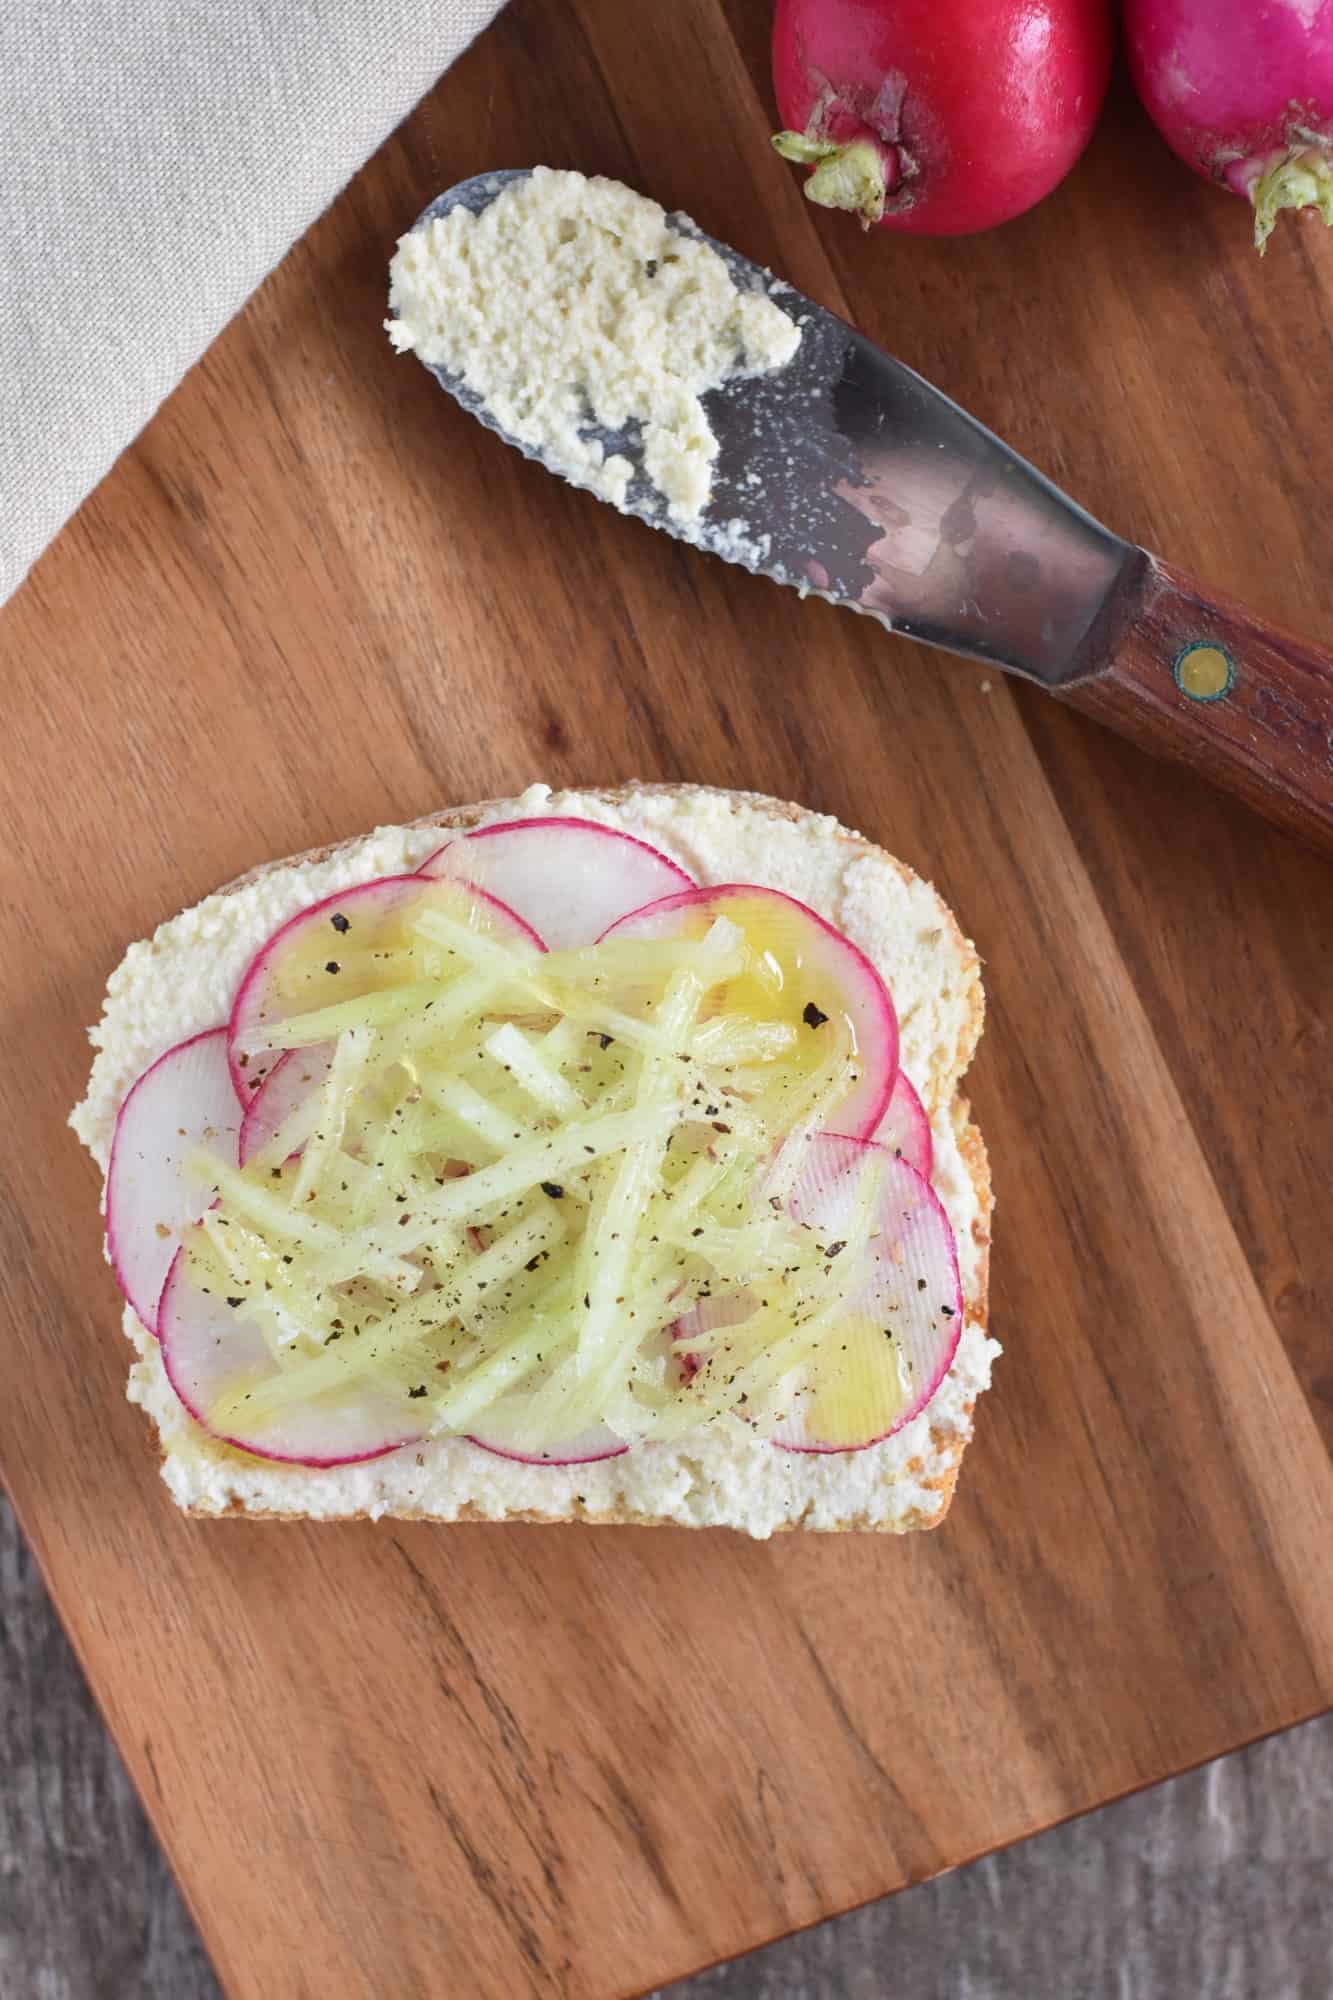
[{"x1": 0, "y1": 1, "x2": 507, "y2": 605}]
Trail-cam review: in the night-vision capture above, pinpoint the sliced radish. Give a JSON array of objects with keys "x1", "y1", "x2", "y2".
[
  {"x1": 105, "y1": 1028, "x2": 241, "y2": 1335},
  {"x1": 760, "y1": 1134, "x2": 962, "y2": 1452},
  {"x1": 465, "y1": 1347, "x2": 630, "y2": 1464},
  {"x1": 238, "y1": 1047, "x2": 333, "y2": 1166},
  {"x1": 157, "y1": 1244, "x2": 428, "y2": 1467},
  {"x1": 467, "y1": 1417, "x2": 627, "y2": 1467},
  {"x1": 602, "y1": 884, "x2": 897, "y2": 1141},
  {"x1": 420, "y1": 816, "x2": 694, "y2": 950},
  {"x1": 227, "y1": 871, "x2": 545, "y2": 1103},
  {"x1": 871, "y1": 1070, "x2": 933, "y2": 1178}
]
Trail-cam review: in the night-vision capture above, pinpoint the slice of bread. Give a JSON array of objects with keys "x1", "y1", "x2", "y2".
[{"x1": 71, "y1": 784, "x2": 998, "y2": 1538}]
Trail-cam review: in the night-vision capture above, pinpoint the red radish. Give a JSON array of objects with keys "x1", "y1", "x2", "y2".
[
  {"x1": 227, "y1": 872, "x2": 545, "y2": 1103},
  {"x1": 158, "y1": 1244, "x2": 426, "y2": 1466},
  {"x1": 470, "y1": 1312, "x2": 679, "y2": 1463},
  {"x1": 420, "y1": 816, "x2": 694, "y2": 949},
  {"x1": 765, "y1": 1132, "x2": 962, "y2": 1452},
  {"x1": 238, "y1": 1047, "x2": 333, "y2": 1166},
  {"x1": 871, "y1": 1069, "x2": 932, "y2": 1178},
  {"x1": 105, "y1": 1028, "x2": 240, "y2": 1334},
  {"x1": 602, "y1": 883, "x2": 898, "y2": 1141},
  {"x1": 771, "y1": 0, "x2": 1112, "y2": 234},
  {"x1": 1124, "y1": 1, "x2": 1333, "y2": 252},
  {"x1": 467, "y1": 1418, "x2": 628, "y2": 1466}
]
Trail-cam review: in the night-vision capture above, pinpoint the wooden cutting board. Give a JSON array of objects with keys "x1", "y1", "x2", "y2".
[{"x1": 2, "y1": 2, "x2": 1331, "y2": 1994}]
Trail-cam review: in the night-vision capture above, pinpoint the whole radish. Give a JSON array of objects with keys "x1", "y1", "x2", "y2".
[
  {"x1": 1124, "y1": 0, "x2": 1333, "y2": 253},
  {"x1": 770, "y1": 0, "x2": 1113, "y2": 235}
]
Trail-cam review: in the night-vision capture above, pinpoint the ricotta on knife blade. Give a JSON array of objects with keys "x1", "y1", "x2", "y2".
[{"x1": 385, "y1": 167, "x2": 801, "y2": 524}]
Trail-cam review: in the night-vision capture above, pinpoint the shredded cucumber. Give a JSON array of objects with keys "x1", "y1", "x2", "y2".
[
  {"x1": 760, "y1": 1038, "x2": 858, "y2": 1203},
  {"x1": 483, "y1": 1022, "x2": 586, "y2": 1117},
  {"x1": 431, "y1": 1308, "x2": 577, "y2": 1430},
  {"x1": 538, "y1": 935, "x2": 740, "y2": 983},
  {"x1": 291, "y1": 1027, "x2": 373, "y2": 1205},
  {"x1": 175, "y1": 877, "x2": 902, "y2": 1457},
  {"x1": 253, "y1": 979, "x2": 461, "y2": 1051},
  {"x1": 574, "y1": 961, "x2": 713, "y2": 1381}
]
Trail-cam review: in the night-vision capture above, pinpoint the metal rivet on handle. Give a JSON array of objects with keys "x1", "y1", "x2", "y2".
[{"x1": 1173, "y1": 642, "x2": 1235, "y2": 702}]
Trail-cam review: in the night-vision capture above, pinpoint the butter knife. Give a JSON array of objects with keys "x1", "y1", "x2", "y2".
[{"x1": 404, "y1": 171, "x2": 1333, "y2": 854}]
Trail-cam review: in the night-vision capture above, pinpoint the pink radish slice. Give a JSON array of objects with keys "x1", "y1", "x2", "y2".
[
  {"x1": 419, "y1": 816, "x2": 694, "y2": 950},
  {"x1": 871, "y1": 1071, "x2": 933, "y2": 1179},
  {"x1": 238, "y1": 1047, "x2": 333, "y2": 1166},
  {"x1": 157, "y1": 1243, "x2": 428, "y2": 1467},
  {"x1": 763, "y1": 1133, "x2": 961, "y2": 1453},
  {"x1": 467, "y1": 1305, "x2": 649, "y2": 1464},
  {"x1": 227, "y1": 871, "x2": 545, "y2": 1103},
  {"x1": 105, "y1": 1028, "x2": 241, "y2": 1335},
  {"x1": 466, "y1": 1421, "x2": 627, "y2": 1467},
  {"x1": 601, "y1": 884, "x2": 897, "y2": 1141}
]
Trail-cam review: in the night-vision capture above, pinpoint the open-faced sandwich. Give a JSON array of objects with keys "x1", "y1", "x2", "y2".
[{"x1": 71, "y1": 784, "x2": 998, "y2": 1538}]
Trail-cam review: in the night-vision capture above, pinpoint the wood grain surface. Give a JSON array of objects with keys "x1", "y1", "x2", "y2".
[
  {"x1": 1063, "y1": 553, "x2": 1333, "y2": 852},
  {"x1": 1, "y1": 4, "x2": 1331, "y2": 1997},
  {"x1": 5, "y1": 1485, "x2": 1331, "y2": 2000}
]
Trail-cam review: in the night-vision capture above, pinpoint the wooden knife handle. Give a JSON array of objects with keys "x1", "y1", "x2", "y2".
[{"x1": 1057, "y1": 554, "x2": 1333, "y2": 853}]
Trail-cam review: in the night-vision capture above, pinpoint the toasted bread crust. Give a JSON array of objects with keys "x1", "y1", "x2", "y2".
[{"x1": 133, "y1": 784, "x2": 991, "y2": 1533}]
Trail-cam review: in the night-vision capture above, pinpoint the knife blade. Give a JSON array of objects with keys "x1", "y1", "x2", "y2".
[{"x1": 402, "y1": 171, "x2": 1333, "y2": 854}]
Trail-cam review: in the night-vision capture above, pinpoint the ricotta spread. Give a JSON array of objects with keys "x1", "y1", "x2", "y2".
[
  {"x1": 385, "y1": 168, "x2": 801, "y2": 525},
  {"x1": 72, "y1": 785, "x2": 998, "y2": 1538}
]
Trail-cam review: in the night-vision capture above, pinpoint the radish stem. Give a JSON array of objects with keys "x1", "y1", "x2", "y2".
[
  {"x1": 772, "y1": 131, "x2": 892, "y2": 227},
  {"x1": 1246, "y1": 146, "x2": 1333, "y2": 255}
]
